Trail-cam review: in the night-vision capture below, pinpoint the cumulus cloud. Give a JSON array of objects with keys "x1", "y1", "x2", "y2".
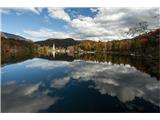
[
  {"x1": 69, "y1": 8, "x2": 159, "y2": 41},
  {"x1": 0, "y1": 8, "x2": 10, "y2": 14},
  {"x1": 25, "y1": 8, "x2": 159, "y2": 41},
  {"x1": 15, "y1": 8, "x2": 42, "y2": 15},
  {"x1": 47, "y1": 8, "x2": 71, "y2": 22},
  {"x1": 0, "y1": 8, "x2": 42, "y2": 15},
  {"x1": 23, "y1": 28, "x2": 75, "y2": 40},
  {"x1": 70, "y1": 16, "x2": 113, "y2": 39},
  {"x1": 2, "y1": 7, "x2": 159, "y2": 41}
]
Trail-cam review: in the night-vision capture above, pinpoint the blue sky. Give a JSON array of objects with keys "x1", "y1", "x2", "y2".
[{"x1": 0, "y1": 8, "x2": 159, "y2": 41}]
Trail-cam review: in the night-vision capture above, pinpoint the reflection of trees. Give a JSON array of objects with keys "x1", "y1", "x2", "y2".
[
  {"x1": 76, "y1": 53, "x2": 159, "y2": 80},
  {"x1": 1, "y1": 52, "x2": 35, "y2": 66},
  {"x1": 37, "y1": 53, "x2": 75, "y2": 62},
  {"x1": 2, "y1": 52, "x2": 159, "y2": 80}
]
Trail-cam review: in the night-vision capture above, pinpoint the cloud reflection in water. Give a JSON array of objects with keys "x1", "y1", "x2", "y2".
[
  {"x1": 1, "y1": 82, "x2": 59, "y2": 112},
  {"x1": 47, "y1": 60, "x2": 160, "y2": 106},
  {"x1": 2, "y1": 58, "x2": 160, "y2": 112}
]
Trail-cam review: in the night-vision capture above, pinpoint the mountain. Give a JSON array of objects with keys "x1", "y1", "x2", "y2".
[
  {"x1": 1, "y1": 32, "x2": 36, "y2": 59},
  {"x1": 35, "y1": 38, "x2": 80, "y2": 48},
  {"x1": 0, "y1": 32, "x2": 27, "y2": 41}
]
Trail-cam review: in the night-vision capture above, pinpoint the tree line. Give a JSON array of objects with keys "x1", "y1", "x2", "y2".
[
  {"x1": 72, "y1": 28, "x2": 159, "y2": 59},
  {"x1": 1, "y1": 28, "x2": 160, "y2": 59}
]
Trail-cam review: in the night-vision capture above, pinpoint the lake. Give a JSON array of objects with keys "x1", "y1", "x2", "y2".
[{"x1": 1, "y1": 53, "x2": 160, "y2": 112}]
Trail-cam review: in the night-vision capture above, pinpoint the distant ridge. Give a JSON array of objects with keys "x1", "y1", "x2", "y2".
[
  {"x1": 0, "y1": 32, "x2": 27, "y2": 41},
  {"x1": 35, "y1": 38, "x2": 80, "y2": 48}
]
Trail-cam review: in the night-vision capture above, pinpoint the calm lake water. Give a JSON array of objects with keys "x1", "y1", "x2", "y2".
[{"x1": 1, "y1": 53, "x2": 160, "y2": 112}]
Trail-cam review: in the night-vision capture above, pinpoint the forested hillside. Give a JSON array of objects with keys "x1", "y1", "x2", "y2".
[
  {"x1": 73, "y1": 29, "x2": 160, "y2": 59},
  {"x1": 35, "y1": 38, "x2": 79, "y2": 48},
  {"x1": 1, "y1": 28, "x2": 160, "y2": 59},
  {"x1": 1, "y1": 37, "x2": 36, "y2": 55}
]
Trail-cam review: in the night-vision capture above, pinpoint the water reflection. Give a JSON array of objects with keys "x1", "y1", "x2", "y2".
[
  {"x1": 35, "y1": 60, "x2": 159, "y2": 106},
  {"x1": 2, "y1": 81, "x2": 59, "y2": 112},
  {"x1": 2, "y1": 53, "x2": 159, "y2": 79},
  {"x1": 1, "y1": 52, "x2": 35, "y2": 67},
  {"x1": 1, "y1": 53, "x2": 160, "y2": 112}
]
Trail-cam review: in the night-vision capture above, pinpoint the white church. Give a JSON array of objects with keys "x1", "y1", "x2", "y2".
[{"x1": 52, "y1": 43, "x2": 56, "y2": 51}]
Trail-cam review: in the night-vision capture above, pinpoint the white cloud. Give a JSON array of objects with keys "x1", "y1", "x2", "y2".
[
  {"x1": 0, "y1": 8, "x2": 10, "y2": 14},
  {"x1": 15, "y1": 8, "x2": 42, "y2": 14},
  {"x1": 70, "y1": 16, "x2": 113, "y2": 39},
  {"x1": 69, "y1": 8, "x2": 159, "y2": 41},
  {"x1": 18, "y1": 8, "x2": 160, "y2": 41},
  {"x1": 95, "y1": 8, "x2": 126, "y2": 21},
  {"x1": 0, "y1": 8, "x2": 42, "y2": 15},
  {"x1": 24, "y1": 28, "x2": 74, "y2": 40},
  {"x1": 47, "y1": 8, "x2": 71, "y2": 22},
  {"x1": 90, "y1": 8, "x2": 99, "y2": 13}
]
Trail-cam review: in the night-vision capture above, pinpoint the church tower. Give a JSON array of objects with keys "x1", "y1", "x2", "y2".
[{"x1": 52, "y1": 43, "x2": 55, "y2": 51}]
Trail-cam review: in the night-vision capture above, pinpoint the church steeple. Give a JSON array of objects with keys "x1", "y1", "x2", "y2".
[{"x1": 52, "y1": 43, "x2": 55, "y2": 51}]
